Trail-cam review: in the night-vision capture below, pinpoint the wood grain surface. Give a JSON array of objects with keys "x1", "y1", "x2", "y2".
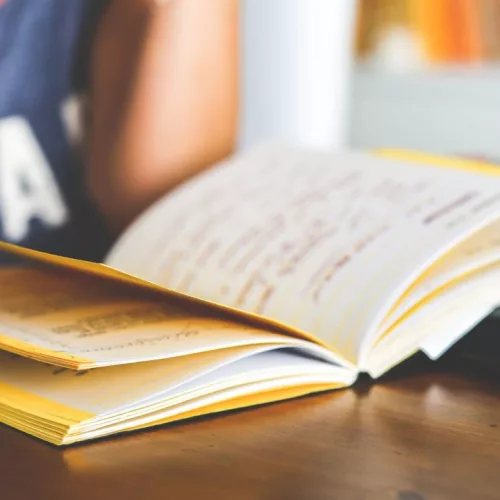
[{"x1": 2, "y1": 319, "x2": 500, "y2": 500}]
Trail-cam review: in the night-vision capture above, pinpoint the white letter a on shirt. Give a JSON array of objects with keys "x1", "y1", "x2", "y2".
[{"x1": 0, "y1": 117, "x2": 69, "y2": 241}]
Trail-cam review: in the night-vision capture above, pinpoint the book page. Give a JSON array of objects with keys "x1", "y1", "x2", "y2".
[
  {"x1": 366, "y1": 262, "x2": 500, "y2": 377},
  {"x1": 106, "y1": 145, "x2": 500, "y2": 366},
  {"x1": 380, "y1": 219, "x2": 500, "y2": 333},
  {"x1": 0, "y1": 345, "x2": 269, "y2": 416},
  {"x1": 73, "y1": 350, "x2": 353, "y2": 444},
  {"x1": 0, "y1": 266, "x2": 333, "y2": 369},
  {"x1": 1, "y1": 346, "x2": 352, "y2": 444}
]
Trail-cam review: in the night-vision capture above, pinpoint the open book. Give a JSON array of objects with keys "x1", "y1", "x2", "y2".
[{"x1": 1, "y1": 144, "x2": 500, "y2": 446}]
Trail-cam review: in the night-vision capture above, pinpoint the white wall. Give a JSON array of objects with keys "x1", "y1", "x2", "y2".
[
  {"x1": 350, "y1": 67, "x2": 500, "y2": 160},
  {"x1": 239, "y1": 0, "x2": 358, "y2": 151}
]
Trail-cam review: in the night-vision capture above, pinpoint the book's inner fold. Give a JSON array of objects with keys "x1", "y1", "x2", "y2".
[
  {"x1": 380, "y1": 219, "x2": 500, "y2": 333},
  {"x1": 364, "y1": 222, "x2": 500, "y2": 375},
  {"x1": 369, "y1": 267, "x2": 500, "y2": 375}
]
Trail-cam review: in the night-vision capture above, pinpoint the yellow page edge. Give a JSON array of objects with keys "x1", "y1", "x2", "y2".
[
  {"x1": 377, "y1": 149, "x2": 500, "y2": 177},
  {"x1": 0, "y1": 381, "x2": 94, "y2": 426},
  {"x1": 0, "y1": 335, "x2": 92, "y2": 369}
]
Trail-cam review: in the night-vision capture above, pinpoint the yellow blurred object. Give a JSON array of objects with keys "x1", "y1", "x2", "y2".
[{"x1": 355, "y1": 0, "x2": 500, "y2": 66}]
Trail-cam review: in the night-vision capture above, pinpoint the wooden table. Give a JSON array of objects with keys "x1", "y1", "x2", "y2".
[{"x1": 2, "y1": 319, "x2": 500, "y2": 500}]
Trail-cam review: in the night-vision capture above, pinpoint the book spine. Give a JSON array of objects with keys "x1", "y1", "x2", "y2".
[
  {"x1": 355, "y1": 0, "x2": 378, "y2": 60},
  {"x1": 458, "y1": 0, "x2": 485, "y2": 63},
  {"x1": 416, "y1": 0, "x2": 455, "y2": 64},
  {"x1": 481, "y1": 0, "x2": 500, "y2": 61},
  {"x1": 355, "y1": 0, "x2": 500, "y2": 67}
]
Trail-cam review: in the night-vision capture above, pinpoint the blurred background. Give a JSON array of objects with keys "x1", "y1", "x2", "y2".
[{"x1": 239, "y1": 0, "x2": 500, "y2": 161}]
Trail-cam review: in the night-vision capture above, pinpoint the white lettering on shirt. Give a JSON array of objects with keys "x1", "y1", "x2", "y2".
[
  {"x1": 0, "y1": 116, "x2": 69, "y2": 241},
  {"x1": 61, "y1": 94, "x2": 85, "y2": 148}
]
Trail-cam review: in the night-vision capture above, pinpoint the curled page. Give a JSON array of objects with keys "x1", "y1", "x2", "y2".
[{"x1": 0, "y1": 267, "x2": 335, "y2": 369}]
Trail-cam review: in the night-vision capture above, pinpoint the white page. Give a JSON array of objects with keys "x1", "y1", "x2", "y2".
[
  {"x1": 72, "y1": 373, "x2": 345, "y2": 444},
  {"x1": 381, "y1": 219, "x2": 500, "y2": 331},
  {"x1": 90, "y1": 346, "x2": 352, "y2": 424},
  {"x1": 72, "y1": 349, "x2": 353, "y2": 440},
  {"x1": 0, "y1": 346, "x2": 263, "y2": 415},
  {"x1": 81, "y1": 347, "x2": 353, "y2": 429},
  {"x1": 366, "y1": 264, "x2": 500, "y2": 376},
  {"x1": 0, "y1": 345, "x2": 349, "y2": 418},
  {"x1": 107, "y1": 145, "x2": 500, "y2": 365}
]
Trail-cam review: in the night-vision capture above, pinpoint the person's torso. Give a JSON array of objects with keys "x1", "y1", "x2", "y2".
[{"x1": 0, "y1": 0, "x2": 109, "y2": 262}]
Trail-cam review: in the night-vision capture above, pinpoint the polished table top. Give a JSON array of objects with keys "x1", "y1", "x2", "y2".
[{"x1": 2, "y1": 320, "x2": 500, "y2": 500}]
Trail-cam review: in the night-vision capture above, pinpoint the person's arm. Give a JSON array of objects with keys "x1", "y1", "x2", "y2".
[{"x1": 86, "y1": 0, "x2": 239, "y2": 232}]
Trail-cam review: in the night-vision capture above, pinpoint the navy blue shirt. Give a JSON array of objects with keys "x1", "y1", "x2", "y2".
[{"x1": 0, "y1": 0, "x2": 110, "y2": 262}]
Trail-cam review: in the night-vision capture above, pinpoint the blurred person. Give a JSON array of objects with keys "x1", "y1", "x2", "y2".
[{"x1": 0, "y1": 0, "x2": 238, "y2": 261}]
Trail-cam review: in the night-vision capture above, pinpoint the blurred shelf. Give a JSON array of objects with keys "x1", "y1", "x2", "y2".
[
  {"x1": 348, "y1": 65, "x2": 500, "y2": 160},
  {"x1": 353, "y1": 62, "x2": 500, "y2": 78}
]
